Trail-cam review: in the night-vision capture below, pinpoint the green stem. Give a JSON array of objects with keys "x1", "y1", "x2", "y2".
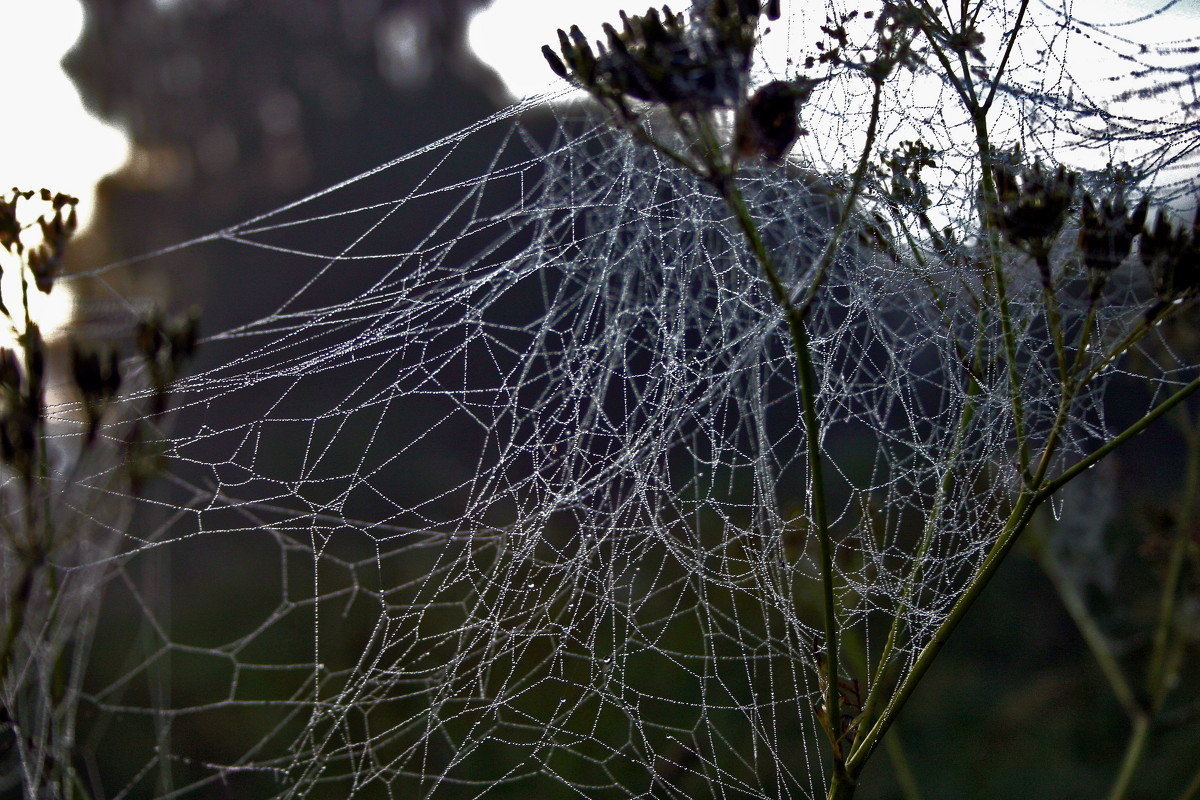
[
  {"x1": 1104, "y1": 713, "x2": 1151, "y2": 800},
  {"x1": 608, "y1": 107, "x2": 700, "y2": 176},
  {"x1": 847, "y1": 488, "x2": 1037, "y2": 772},
  {"x1": 849, "y1": 365, "x2": 1200, "y2": 773},
  {"x1": 708, "y1": 83, "x2": 885, "y2": 759},
  {"x1": 857, "y1": 359, "x2": 981, "y2": 736},
  {"x1": 1177, "y1": 757, "x2": 1200, "y2": 800},
  {"x1": 1096, "y1": 405, "x2": 1200, "y2": 800},
  {"x1": 799, "y1": 321, "x2": 846, "y2": 761},
  {"x1": 972, "y1": 114, "x2": 1031, "y2": 477},
  {"x1": 1042, "y1": 283, "x2": 1069, "y2": 389},
  {"x1": 1079, "y1": 309, "x2": 1165, "y2": 389},
  {"x1": 1038, "y1": 374, "x2": 1200, "y2": 501},
  {"x1": 719, "y1": 178, "x2": 844, "y2": 755},
  {"x1": 914, "y1": 10, "x2": 972, "y2": 110},
  {"x1": 1031, "y1": 531, "x2": 1139, "y2": 719},
  {"x1": 1067, "y1": 292, "x2": 1102, "y2": 386},
  {"x1": 883, "y1": 725, "x2": 924, "y2": 800},
  {"x1": 0, "y1": 558, "x2": 37, "y2": 688},
  {"x1": 799, "y1": 77, "x2": 885, "y2": 317},
  {"x1": 589, "y1": 57, "x2": 887, "y2": 770},
  {"x1": 828, "y1": 768, "x2": 857, "y2": 800},
  {"x1": 982, "y1": 0, "x2": 1031, "y2": 111},
  {"x1": 1147, "y1": 411, "x2": 1199, "y2": 703}
]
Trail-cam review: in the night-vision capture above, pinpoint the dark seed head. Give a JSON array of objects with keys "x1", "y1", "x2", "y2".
[{"x1": 735, "y1": 80, "x2": 809, "y2": 162}]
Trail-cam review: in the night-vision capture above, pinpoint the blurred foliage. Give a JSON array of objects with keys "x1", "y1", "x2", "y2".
[{"x1": 0, "y1": 186, "x2": 199, "y2": 797}]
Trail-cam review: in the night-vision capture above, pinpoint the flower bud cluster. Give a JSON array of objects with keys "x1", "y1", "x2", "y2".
[
  {"x1": 882, "y1": 139, "x2": 937, "y2": 213},
  {"x1": 1074, "y1": 191, "x2": 1149, "y2": 301},
  {"x1": 0, "y1": 334, "x2": 41, "y2": 481},
  {"x1": 0, "y1": 189, "x2": 79, "y2": 296},
  {"x1": 543, "y1": 2, "x2": 826, "y2": 170},
  {"x1": 27, "y1": 191, "x2": 78, "y2": 294},
  {"x1": 1142, "y1": 206, "x2": 1200, "y2": 313},
  {"x1": 1079, "y1": 193, "x2": 1149, "y2": 274},
  {"x1": 72, "y1": 345, "x2": 122, "y2": 444},
  {"x1": 992, "y1": 149, "x2": 1077, "y2": 282},
  {"x1": 136, "y1": 308, "x2": 200, "y2": 417}
]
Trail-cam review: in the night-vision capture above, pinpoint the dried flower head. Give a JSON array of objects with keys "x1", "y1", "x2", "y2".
[
  {"x1": 0, "y1": 189, "x2": 35, "y2": 254},
  {"x1": 1079, "y1": 192, "x2": 1148, "y2": 274},
  {"x1": 882, "y1": 139, "x2": 937, "y2": 212},
  {"x1": 137, "y1": 308, "x2": 200, "y2": 416},
  {"x1": 71, "y1": 342, "x2": 122, "y2": 444},
  {"x1": 991, "y1": 148, "x2": 1077, "y2": 282},
  {"x1": 1141, "y1": 206, "x2": 1200, "y2": 314},
  {"x1": 26, "y1": 190, "x2": 79, "y2": 294},
  {"x1": 544, "y1": 2, "x2": 775, "y2": 112}
]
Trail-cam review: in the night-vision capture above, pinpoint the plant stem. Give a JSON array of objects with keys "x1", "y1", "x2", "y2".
[
  {"x1": 1030, "y1": 530, "x2": 1139, "y2": 720},
  {"x1": 1147, "y1": 410, "x2": 1199, "y2": 702},
  {"x1": 849, "y1": 363, "x2": 1200, "y2": 772},
  {"x1": 883, "y1": 725, "x2": 924, "y2": 800},
  {"x1": 1097, "y1": 406, "x2": 1200, "y2": 800},
  {"x1": 1039, "y1": 374, "x2": 1200, "y2": 500},
  {"x1": 799, "y1": 77, "x2": 885, "y2": 317},
  {"x1": 982, "y1": 0, "x2": 1030, "y2": 111},
  {"x1": 0, "y1": 558, "x2": 38, "y2": 688},
  {"x1": 973, "y1": 115, "x2": 1031, "y2": 478},
  {"x1": 847, "y1": 488, "x2": 1035, "y2": 771},
  {"x1": 718, "y1": 177, "x2": 844, "y2": 753},
  {"x1": 1177, "y1": 758, "x2": 1200, "y2": 800},
  {"x1": 1043, "y1": 283, "x2": 1069, "y2": 388},
  {"x1": 1105, "y1": 713, "x2": 1151, "y2": 800},
  {"x1": 857, "y1": 358, "x2": 981, "y2": 736},
  {"x1": 828, "y1": 769, "x2": 856, "y2": 800},
  {"x1": 709, "y1": 75, "x2": 884, "y2": 769}
]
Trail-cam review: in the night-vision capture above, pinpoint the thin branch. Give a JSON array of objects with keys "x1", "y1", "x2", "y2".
[
  {"x1": 1038, "y1": 374, "x2": 1200, "y2": 501},
  {"x1": 983, "y1": 0, "x2": 1030, "y2": 111},
  {"x1": 799, "y1": 76, "x2": 887, "y2": 317},
  {"x1": 1030, "y1": 530, "x2": 1140, "y2": 720}
]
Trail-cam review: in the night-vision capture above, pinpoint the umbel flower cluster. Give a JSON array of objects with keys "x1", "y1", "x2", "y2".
[
  {"x1": 1141, "y1": 203, "x2": 1200, "y2": 314},
  {"x1": 987, "y1": 150, "x2": 1200, "y2": 308},
  {"x1": 542, "y1": 1, "x2": 778, "y2": 112},
  {"x1": 543, "y1": 0, "x2": 825, "y2": 165}
]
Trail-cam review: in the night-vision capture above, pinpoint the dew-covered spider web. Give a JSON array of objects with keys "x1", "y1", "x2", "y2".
[{"x1": 9, "y1": 2, "x2": 1199, "y2": 798}]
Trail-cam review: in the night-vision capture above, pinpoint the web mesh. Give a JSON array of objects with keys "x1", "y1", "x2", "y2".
[{"x1": 8, "y1": 2, "x2": 1198, "y2": 798}]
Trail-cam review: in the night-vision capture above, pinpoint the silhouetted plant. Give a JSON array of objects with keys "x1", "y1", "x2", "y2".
[{"x1": 0, "y1": 188, "x2": 197, "y2": 798}]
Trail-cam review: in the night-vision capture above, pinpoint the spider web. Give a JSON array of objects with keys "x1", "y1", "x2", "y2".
[{"x1": 9, "y1": 2, "x2": 1197, "y2": 798}]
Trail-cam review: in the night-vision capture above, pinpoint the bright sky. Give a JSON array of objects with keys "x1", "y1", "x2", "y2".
[
  {"x1": 0, "y1": 0, "x2": 130, "y2": 230},
  {"x1": 0, "y1": 0, "x2": 123, "y2": 339},
  {"x1": 469, "y1": 0, "x2": 1200, "y2": 101},
  {"x1": 471, "y1": 1, "x2": 1199, "y2": 192},
  {"x1": 469, "y1": 0, "x2": 663, "y2": 101},
  {"x1": 3, "y1": 0, "x2": 1196, "y2": 224}
]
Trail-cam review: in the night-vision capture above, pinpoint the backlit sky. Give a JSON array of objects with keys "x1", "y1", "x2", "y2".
[
  {"x1": 470, "y1": 0, "x2": 1200, "y2": 100},
  {"x1": 0, "y1": 0, "x2": 129, "y2": 229},
  {"x1": 2, "y1": 0, "x2": 1197, "y2": 228}
]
